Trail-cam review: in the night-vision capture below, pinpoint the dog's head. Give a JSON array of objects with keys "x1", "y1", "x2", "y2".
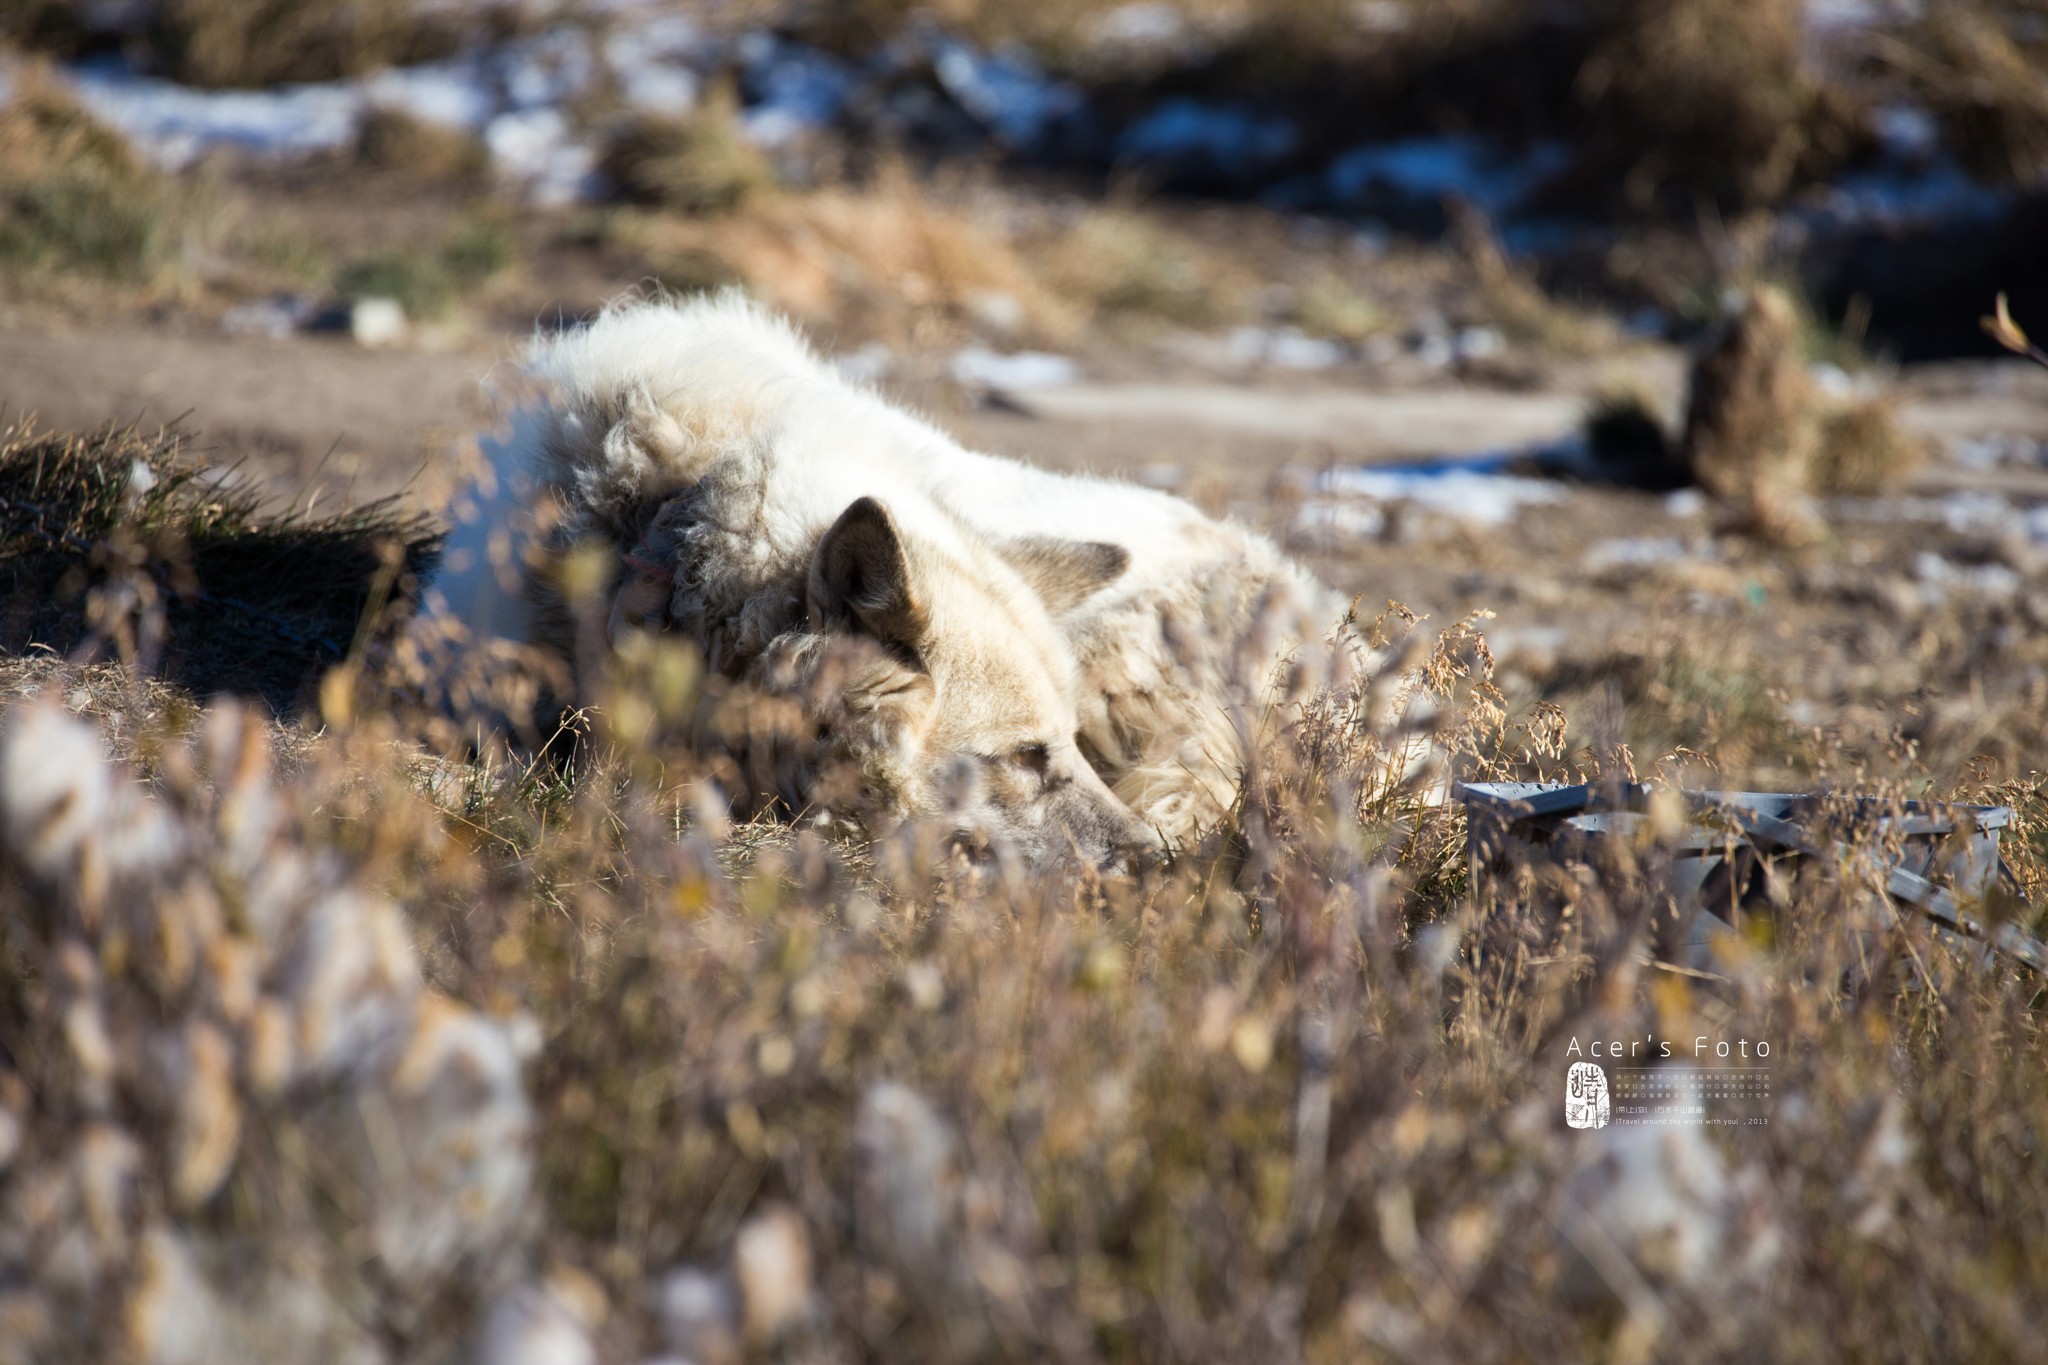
[{"x1": 800, "y1": 497, "x2": 1154, "y2": 871}]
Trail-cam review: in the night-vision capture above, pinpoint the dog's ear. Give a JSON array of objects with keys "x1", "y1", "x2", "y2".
[
  {"x1": 809, "y1": 497, "x2": 929, "y2": 655},
  {"x1": 997, "y1": 536, "x2": 1130, "y2": 615}
]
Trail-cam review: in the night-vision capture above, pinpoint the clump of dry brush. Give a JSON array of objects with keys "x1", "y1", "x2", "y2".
[
  {"x1": 1678, "y1": 286, "x2": 1925, "y2": 542},
  {"x1": 0, "y1": 421, "x2": 437, "y2": 712},
  {"x1": 4, "y1": 464, "x2": 2048, "y2": 1363}
]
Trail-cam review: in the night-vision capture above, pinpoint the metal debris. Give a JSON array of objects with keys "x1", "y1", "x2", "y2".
[{"x1": 1457, "y1": 781, "x2": 2046, "y2": 973}]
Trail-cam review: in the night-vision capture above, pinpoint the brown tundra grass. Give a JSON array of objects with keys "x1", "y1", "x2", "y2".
[{"x1": 2, "y1": 436, "x2": 2046, "y2": 1363}]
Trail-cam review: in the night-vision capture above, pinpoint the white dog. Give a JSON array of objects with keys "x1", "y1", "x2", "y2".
[{"x1": 432, "y1": 293, "x2": 1372, "y2": 860}]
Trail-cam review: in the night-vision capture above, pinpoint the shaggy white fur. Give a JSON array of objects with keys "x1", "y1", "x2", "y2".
[{"x1": 434, "y1": 291, "x2": 1362, "y2": 849}]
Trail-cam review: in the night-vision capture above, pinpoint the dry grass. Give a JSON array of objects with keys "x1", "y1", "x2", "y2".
[
  {"x1": 0, "y1": 422, "x2": 437, "y2": 712},
  {"x1": 602, "y1": 172, "x2": 1278, "y2": 344},
  {"x1": 599, "y1": 84, "x2": 775, "y2": 216},
  {"x1": 333, "y1": 214, "x2": 516, "y2": 321},
  {"x1": 3, "y1": 492, "x2": 2047, "y2": 1360},
  {"x1": 1904, "y1": 1, "x2": 2048, "y2": 186},
  {"x1": 1678, "y1": 287, "x2": 1928, "y2": 534},
  {"x1": 1451, "y1": 204, "x2": 1615, "y2": 354},
  {"x1": 1680, "y1": 286, "x2": 1823, "y2": 541},
  {"x1": 147, "y1": 0, "x2": 464, "y2": 89},
  {"x1": 354, "y1": 106, "x2": 491, "y2": 185},
  {"x1": 1576, "y1": 0, "x2": 1862, "y2": 211},
  {"x1": 0, "y1": 68, "x2": 198, "y2": 292},
  {"x1": 1036, "y1": 201, "x2": 1256, "y2": 332},
  {"x1": 1813, "y1": 396, "x2": 1927, "y2": 498},
  {"x1": 605, "y1": 167, "x2": 1082, "y2": 342}
]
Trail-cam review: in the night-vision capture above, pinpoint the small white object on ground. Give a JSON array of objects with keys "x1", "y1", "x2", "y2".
[
  {"x1": 474, "y1": 1281, "x2": 597, "y2": 1365},
  {"x1": 1454, "y1": 326, "x2": 1507, "y2": 361},
  {"x1": 1664, "y1": 488, "x2": 1708, "y2": 519},
  {"x1": 349, "y1": 298, "x2": 408, "y2": 349},
  {"x1": 964, "y1": 289, "x2": 1027, "y2": 338}
]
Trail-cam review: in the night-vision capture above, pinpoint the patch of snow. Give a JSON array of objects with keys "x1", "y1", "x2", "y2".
[
  {"x1": 1228, "y1": 326, "x2": 1346, "y2": 371},
  {"x1": 1872, "y1": 103, "x2": 1940, "y2": 162},
  {"x1": 1308, "y1": 457, "x2": 1566, "y2": 528},
  {"x1": 1268, "y1": 330, "x2": 1346, "y2": 370},
  {"x1": 950, "y1": 347, "x2": 1081, "y2": 391},
  {"x1": 605, "y1": 13, "x2": 709, "y2": 115},
  {"x1": 1831, "y1": 490, "x2": 2039, "y2": 539},
  {"x1": 832, "y1": 341, "x2": 892, "y2": 385},
  {"x1": 1914, "y1": 551, "x2": 2021, "y2": 602},
  {"x1": 502, "y1": 27, "x2": 598, "y2": 112},
  {"x1": 1799, "y1": 161, "x2": 2011, "y2": 232},
  {"x1": 485, "y1": 108, "x2": 599, "y2": 205},
  {"x1": 1949, "y1": 433, "x2": 2048, "y2": 471},
  {"x1": 1941, "y1": 491, "x2": 2021, "y2": 535},
  {"x1": 1323, "y1": 137, "x2": 1570, "y2": 217},
  {"x1": 1584, "y1": 537, "x2": 1711, "y2": 571},
  {"x1": 933, "y1": 41, "x2": 1080, "y2": 148},
  {"x1": 739, "y1": 36, "x2": 854, "y2": 147},
  {"x1": 1294, "y1": 500, "x2": 1387, "y2": 542},
  {"x1": 624, "y1": 63, "x2": 701, "y2": 116},
  {"x1": 57, "y1": 41, "x2": 613, "y2": 200},
  {"x1": 365, "y1": 60, "x2": 497, "y2": 131},
  {"x1": 1117, "y1": 99, "x2": 1298, "y2": 174},
  {"x1": 1413, "y1": 332, "x2": 1456, "y2": 369},
  {"x1": 221, "y1": 295, "x2": 318, "y2": 340},
  {"x1": 66, "y1": 60, "x2": 365, "y2": 169}
]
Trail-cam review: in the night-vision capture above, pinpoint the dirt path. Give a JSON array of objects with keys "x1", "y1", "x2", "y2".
[
  {"x1": 8, "y1": 321, "x2": 2048, "y2": 520},
  {"x1": 0, "y1": 324, "x2": 503, "y2": 508}
]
